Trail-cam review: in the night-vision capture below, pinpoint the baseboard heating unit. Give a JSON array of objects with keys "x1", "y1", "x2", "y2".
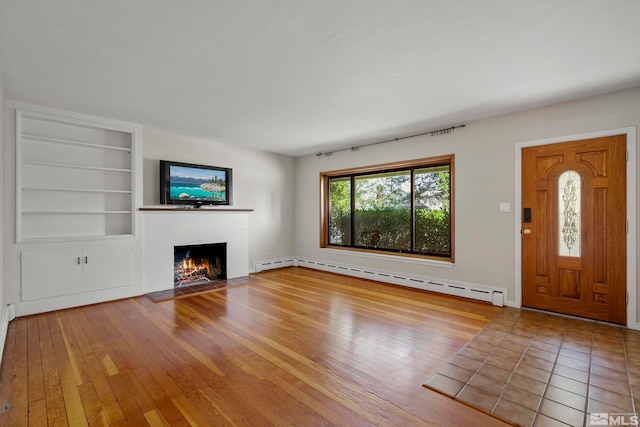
[
  {"x1": 253, "y1": 258, "x2": 296, "y2": 273},
  {"x1": 253, "y1": 257, "x2": 504, "y2": 306}
]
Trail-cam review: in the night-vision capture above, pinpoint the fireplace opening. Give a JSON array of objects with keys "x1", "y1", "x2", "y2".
[{"x1": 174, "y1": 243, "x2": 227, "y2": 287}]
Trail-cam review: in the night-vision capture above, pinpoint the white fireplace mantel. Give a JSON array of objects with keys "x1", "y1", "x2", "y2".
[{"x1": 141, "y1": 208, "x2": 251, "y2": 293}]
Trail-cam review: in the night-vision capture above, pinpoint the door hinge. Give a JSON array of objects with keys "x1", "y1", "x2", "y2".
[
  {"x1": 626, "y1": 292, "x2": 629, "y2": 304},
  {"x1": 626, "y1": 150, "x2": 629, "y2": 162}
]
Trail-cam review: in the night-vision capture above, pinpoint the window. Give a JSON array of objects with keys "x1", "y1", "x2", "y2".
[
  {"x1": 320, "y1": 155, "x2": 454, "y2": 262},
  {"x1": 559, "y1": 170, "x2": 581, "y2": 257}
]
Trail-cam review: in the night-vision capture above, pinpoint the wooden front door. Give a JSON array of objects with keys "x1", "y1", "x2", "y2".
[{"x1": 522, "y1": 135, "x2": 627, "y2": 324}]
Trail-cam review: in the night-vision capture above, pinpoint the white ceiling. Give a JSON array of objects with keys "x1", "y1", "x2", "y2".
[{"x1": 1, "y1": 1, "x2": 639, "y2": 157}]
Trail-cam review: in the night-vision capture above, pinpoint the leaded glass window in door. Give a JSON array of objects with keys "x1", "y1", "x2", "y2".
[{"x1": 559, "y1": 170, "x2": 581, "y2": 257}]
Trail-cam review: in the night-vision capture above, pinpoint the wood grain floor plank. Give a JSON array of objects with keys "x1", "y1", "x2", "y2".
[
  {"x1": 132, "y1": 366, "x2": 191, "y2": 426},
  {"x1": 75, "y1": 343, "x2": 125, "y2": 424},
  {"x1": 190, "y1": 307, "x2": 427, "y2": 426},
  {"x1": 116, "y1": 367, "x2": 158, "y2": 414},
  {"x1": 143, "y1": 408, "x2": 173, "y2": 427},
  {"x1": 106, "y1": 373, "x2": 147, "y2": 423},
  {"x1": 26, "y1": 317, "x2": 45, "y2": 406},
  {"x1": 171, "y1": 303, "x2": 364, "y2": 425},
  {"x1": 77, "y1": 381, "x2": 110, "y2": 427},
  {"x1": 120, "y1": 299, "x2": 228, "y2": 379},
  {"x1": 55, "y1": 310, "x2": 87, "y2": 386},
  {"x1": 0, "y1": 267, "x2": 512, "y2": 426},
  {"x1": 0, "y1": 318, "x2": 24, "y2": 427},
  {"x1": 37, "y1": 314, "x2": 69, "y2": 426},
  {"x1": 51, "y1": 313, "x2": 89, "y2": 427},
  {"x1": 26, "y1": 398, "x2": 47, "y2": 427}
]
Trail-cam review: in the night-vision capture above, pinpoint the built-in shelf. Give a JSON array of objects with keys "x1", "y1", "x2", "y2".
[
  {"x1": 23, "y1": 187, "x2": 132, "y2": 194},
  {"x1": 22, "y1": 160, "x2": 132, "y2": 173},
  {"x1": 16, "y1": 108, "x2": 139, "y2": 242},
  {"x1": 22, "y1": 134, "x2": 133, "y2": 152},
  {"x1": 22, "y1": 211, "x2": 132, "y2": 214}
]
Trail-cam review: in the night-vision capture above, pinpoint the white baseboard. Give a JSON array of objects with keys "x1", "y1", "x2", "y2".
[
  {"x1": 0, "y1": 304, "x2": 16, "y2": 366},
  {"x1": 255, "y1": 257, "x2": 505, "y2": 306}
]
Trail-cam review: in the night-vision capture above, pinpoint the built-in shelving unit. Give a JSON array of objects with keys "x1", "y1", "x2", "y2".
[{"x1": 16, "y1": 110, "x2": 138, "y2": 242}]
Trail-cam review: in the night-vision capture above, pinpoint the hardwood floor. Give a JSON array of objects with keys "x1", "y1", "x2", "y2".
[{"x1": 0, "y1": 267, "x2": 509, "y2": 426}]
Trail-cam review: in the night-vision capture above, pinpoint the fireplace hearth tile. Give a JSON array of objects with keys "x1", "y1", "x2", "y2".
[{"x1": 145, "y1": 276, "x2": 258, "y2": 302}]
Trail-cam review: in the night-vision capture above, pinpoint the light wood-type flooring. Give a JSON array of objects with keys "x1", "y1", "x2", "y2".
[{"x1": 0, "y1": 267, "x2": 510, "y2": 426}]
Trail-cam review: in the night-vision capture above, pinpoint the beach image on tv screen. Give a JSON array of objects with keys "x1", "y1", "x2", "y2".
[{"x1": 169, "y1": 165, "x2": 226, "y2": 201}]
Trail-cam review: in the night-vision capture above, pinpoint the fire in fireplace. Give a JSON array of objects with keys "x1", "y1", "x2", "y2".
[{"x1": 174, "y1": 243, "x2": 227, "y2": 287}]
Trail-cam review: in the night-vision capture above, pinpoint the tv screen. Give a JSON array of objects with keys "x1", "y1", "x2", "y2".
[{"x1": 160, "y1": 160, "x2": 232, "y2": 206}]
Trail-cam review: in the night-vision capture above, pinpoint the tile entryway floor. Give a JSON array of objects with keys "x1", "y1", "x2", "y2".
[{"x1": 424, "y1": 308, "x2": 640, "y2": 427}]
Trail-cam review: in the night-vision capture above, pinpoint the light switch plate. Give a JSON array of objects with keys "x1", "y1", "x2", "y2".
[{"x1": 499, "y1": 202, "x2": 511, "y2": 212}]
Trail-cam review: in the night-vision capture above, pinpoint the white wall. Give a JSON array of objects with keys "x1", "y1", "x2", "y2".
[
  {"x1": 3, "y1": 88, "x2": 637, "y2": 322},
  {"x1": 142, "y1": 128, "x2": 295, "y2": 268},
  {"x1": 294, "y1": 86, "x2": 640, "y2": 322},
  {"x1": 0, "y1": 77, "x2": 5, "y2": 312},
  {"x1": 2, "y1": 113, "x2": 294, "y2": 316}
]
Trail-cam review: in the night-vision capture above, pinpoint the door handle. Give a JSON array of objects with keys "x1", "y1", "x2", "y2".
[{"x1": 522, "y1": 229, "x2": 532, "y2": 235}]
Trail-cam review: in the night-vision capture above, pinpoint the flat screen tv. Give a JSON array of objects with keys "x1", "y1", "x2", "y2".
[{"x1": 160, "y1": 160, "x2": 232, "y2": 207}]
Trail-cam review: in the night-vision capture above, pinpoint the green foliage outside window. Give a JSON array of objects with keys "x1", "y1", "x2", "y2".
[
  {"x1": 327, "y1": 164, "x2": 451, "y2": 258},
  {"x1": 328, "y1": 178, "x2": 351, "y2": 245}
]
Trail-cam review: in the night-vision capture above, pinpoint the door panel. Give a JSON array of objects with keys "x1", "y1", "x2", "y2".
[
  {"x1": 522, "y1": 135, "x2": 626, "y2": 324},
  {"x1": 83, "y1": 242, "x2": 134, "y2": 291},
  {"x1": 22, "y1": 247, "x2": 83, "y2": 301}
]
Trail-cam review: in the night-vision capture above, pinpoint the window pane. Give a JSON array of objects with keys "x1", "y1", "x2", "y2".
[
  {"x1": 354, "y1": 171, "x2": 411, "y2": 251},
  {"x1": 321, "y1": 155, "x2": 454, "y2": 261},
  {"x1": 559, "y1": 170, "x2": 580, "y2": 257},
  {"x1": 414, "y1": 166, "x2": 450, "y2": 256},
  {"x1": 328, "y1": 177, "x2": 351, "y2": 245}
]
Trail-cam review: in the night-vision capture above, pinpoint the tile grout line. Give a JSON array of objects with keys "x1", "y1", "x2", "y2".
[
  {"x1": 580, "y1": 323, "x2": 595, "y2": 427},
  {"x1": 488, "y1": 311, "x2": 548, "y2": 415},
  {"x1": 621, "y1": 330, "x2": 637, "y2": 416},
  {"x1": 528, "y1": 314, "x2": 570, "y2": 426},
  {"x1": 451, "y1": 311, "x2": 523, "y2": 399},
  {"x1": 428, "y1": 309, "x2": 640, "y2": 427}
]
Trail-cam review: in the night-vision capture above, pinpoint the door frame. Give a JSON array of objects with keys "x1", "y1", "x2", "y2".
[{"x1": 514, "y1": 127, "x2": 638, "y2": 330}]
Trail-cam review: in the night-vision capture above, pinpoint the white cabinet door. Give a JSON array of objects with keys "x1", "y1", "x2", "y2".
[
  {"x1": 21, "y1": 242, "x2": 133, "y2": 300},
  {"x1": 22, "y1": 247, "x2": 83, "y2": 301},
  {"x1": 82, "y1": 242, "x2": 133, "y2": 291}
]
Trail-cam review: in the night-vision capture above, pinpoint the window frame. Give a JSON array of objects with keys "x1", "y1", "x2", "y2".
[{"x1": 320, "y1": 155, "x2": 455, "y2": 263}]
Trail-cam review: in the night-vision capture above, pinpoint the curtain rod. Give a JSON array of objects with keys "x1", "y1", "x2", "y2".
[{"x1": 315, "y1": 124, "x2": 466, "y2": 157}]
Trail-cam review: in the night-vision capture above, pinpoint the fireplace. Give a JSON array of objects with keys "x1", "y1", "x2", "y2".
[
  {"x1": 142, "y1": 210, "x2": 249, "y2": 293},
  {"x1": 174, "y1": 243, "x2": 227, "y2": 287}
]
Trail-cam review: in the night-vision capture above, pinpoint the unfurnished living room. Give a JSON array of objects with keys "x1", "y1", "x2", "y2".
[{"x1": 1, "y1": 1, "x2": 640, "y2": 426}]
